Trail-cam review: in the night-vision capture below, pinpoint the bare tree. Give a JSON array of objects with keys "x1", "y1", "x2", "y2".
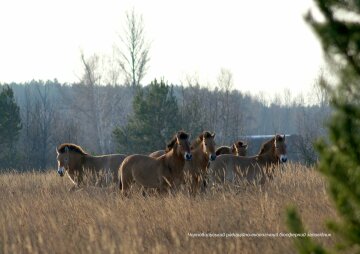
[
  {"x1": 58, "y1": 53, "x2": 129, "y2": 154},
  {"x1": 18, "y1": 81, "x2": 57, "y2": 169},
  {"x1": 294, "y1": 75, "x2": 331, "y2": 164},
  {"x1": 179, "y1": 75, "x2": 207, "y2": 137},
  {"x1": 117, "y1": 9, "x2": 150, "y2": 87},
  {"x1": 217, "y1": 68, "x2": 234, "y2": 143}
]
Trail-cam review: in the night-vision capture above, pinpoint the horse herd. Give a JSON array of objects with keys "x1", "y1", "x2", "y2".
[{"x1": 56, "y1": 131, "x2": 287, "y2": 195}]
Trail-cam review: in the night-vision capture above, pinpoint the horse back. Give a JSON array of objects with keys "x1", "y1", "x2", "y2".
[
  {"x1": 119, "y1": 154, "x2": 166, "y2": 188},
  {"x1": 149, "y1": 150, "x2": 166, "y2": 158},
  {"x1": 90, "y1": 154, "x2": 127, "y2": 172},
  {"x1": 109, "y1": 154, "x2": 127, "y2": 169},
  {"x1": 215, "y1": 146, "x2": 231, "y2": 156},
  {"x1": 209, "y1": 154, "x2": 263, "y2": 182}
]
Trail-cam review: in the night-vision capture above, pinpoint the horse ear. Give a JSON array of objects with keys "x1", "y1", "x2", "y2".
[
  {"x1": 199, "y1": 134, "x2": 204, "y2": 141},
  {"x1": 211, "y1": 132, "x2": 216, "y2": 138},
  {"x1": 244, "y1": 144, "x2": 248, "y2": 149}
]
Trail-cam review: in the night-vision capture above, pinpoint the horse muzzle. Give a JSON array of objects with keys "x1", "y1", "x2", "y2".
[
  {"x1": 184, "y1": 152, "x2": 192, "y2": 161},
  {"x1": 57, "y1": 167, "x2": 65, "y2": 177},
  {"x1": 280, "y1": 155, "x2": 287, "y2": 163}
]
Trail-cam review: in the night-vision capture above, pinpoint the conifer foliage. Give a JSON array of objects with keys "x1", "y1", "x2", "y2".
[
  {"x1": 287, "y1": 1, "x2": 360, "y2": 253},
  {"x1": 0, "y1": 85, "x2": 22, "y2": 168},
  {"x1": 113, "y1": 79, "x2": 181, "y2": 154}
]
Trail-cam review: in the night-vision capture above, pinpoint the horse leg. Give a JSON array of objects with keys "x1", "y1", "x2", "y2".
[
  {"x1": 66, "y1": 172, "x2": 79, "y2": 192},
  {"x1": 121, "y1": 180, "x2": 130, "y2": 197},
  {"x1": 190, "y1": 174, "x2": 198, "y2": 196},
  {"x1": 77, "y1": 171, "x2": 84, "y2": 187},
  {"x1": 69, "y1": 184, "x2": 77, "y2": 192},
  {"x1": 201, "y1": 172, "x2": 208, "y2": 193},
  {"x1": 158, "y1": 177, "x2": 170, "y2": 196},
  {"x1": 118, "y1": 178, "x2": 122, "y2": 191},
  {"x1": 121, "y1": 174, "x2": 134, "y2": 197},
  {"x1": 112, "y1": 171, "x2": 118, "y2": 186}
]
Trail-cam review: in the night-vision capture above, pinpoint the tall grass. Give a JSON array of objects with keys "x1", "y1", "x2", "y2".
[{"x1": 0, "y1": 163, "x2": 336, "y2": 253}]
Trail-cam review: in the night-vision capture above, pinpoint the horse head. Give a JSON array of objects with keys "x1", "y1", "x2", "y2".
[
  {"x1": 176, "y1": 131, "x2": 192, "y2": 161},
  {"x1": 234, "y1": 141, "x2": 248, "y2": 156},
  {"x1": 56, "y1": 143, "x2": 86, "y2": 177},
  {"x1": 200, "y1": 131, "x2": 217, "y2": 161},
  {"x1": 274, "y1": 134, "x2": 287, "y2": 163}
]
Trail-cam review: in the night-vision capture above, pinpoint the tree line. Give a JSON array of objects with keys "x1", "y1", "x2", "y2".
[{"x1": 0, "y1": 76, "x2": 329, "y2": 170}]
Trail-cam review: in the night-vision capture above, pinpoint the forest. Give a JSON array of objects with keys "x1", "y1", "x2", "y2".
[{"x1": 0, "y1": 74, "x2": 329, "y2": 170}]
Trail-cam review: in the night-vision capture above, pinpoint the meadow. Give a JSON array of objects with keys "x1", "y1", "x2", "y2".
[{"x1": 0, "y1": 163, "x2": 336, "y2": 254}]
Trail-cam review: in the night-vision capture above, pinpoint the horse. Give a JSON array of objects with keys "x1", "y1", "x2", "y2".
[
  {"x1": 119, "y1": 131, "x2": 192, "y2": 195},
  {"x1": 184, "y1": 131, "x2": 216, "y2": 194},
  {"x1": 215, "y1": 141, "x2": 248, "y2": 156},
  {"x1": 148, "y1": 132, "x2": 191, "y2": 158},
  {"x1": 56, "y1": 143, "x2": 127, "y2": 191},
  {"x1": 208, "y1": 134, "x2": 287, "y2": 185},
  {"x1": 149, "y1": 150, "x2": 166, "y2": 158}
]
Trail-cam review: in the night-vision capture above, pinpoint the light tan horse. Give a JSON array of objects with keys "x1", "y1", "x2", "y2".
[
  {"x1": 215, "y1": 141, "x2": 248, "y2": 156},
  {"x1": 119, "y1": 131, "x2": 192, "y2": 195},
  {"x1": 208, "y1": 134, "x2": 287, "y2": 185},
  {"x1": 184, "y1": 131, "x2": 216, "y2": 194},
  {"x1": 56, "y1": 143, "x2": 127, "y2": 191}
]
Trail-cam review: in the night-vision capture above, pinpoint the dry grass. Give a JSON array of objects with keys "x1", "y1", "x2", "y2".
[{"x1": 0, "y1": 163, "x2": 337, "y2": 254}]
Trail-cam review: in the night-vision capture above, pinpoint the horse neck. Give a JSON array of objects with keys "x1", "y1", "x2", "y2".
[
  {"x1": 164, "y1": 147, "x2": 185, "y2": 172},
  {"x1": 192, "y1": 143, "x2": 208, "y2": 167},
  {"x1": 82, "y1": 154, "x2": 98, "y2": 169},
  {"x1": 256, "y1": 147, "x2": 279, "y2": 165}
]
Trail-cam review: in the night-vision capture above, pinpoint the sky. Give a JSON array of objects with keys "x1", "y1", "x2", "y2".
[{"x1": 0, "y1": 0, "x2": 324, "y2": 99}]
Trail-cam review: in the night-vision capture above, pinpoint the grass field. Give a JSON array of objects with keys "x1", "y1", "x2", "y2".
[{"x1": 0, "y1": 163, "x2": 337, "y2": 254}]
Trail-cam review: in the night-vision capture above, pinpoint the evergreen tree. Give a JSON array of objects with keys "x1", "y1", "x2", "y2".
[
  {"x1": 0, "y1": 85, "x2": 22, "y2": 168},
  {"x1": 113, "y1": 79, "x2": 181, "y2": 154},
  {"x1": 287, "y1": 1, "x2": 360, "y2": 253}
]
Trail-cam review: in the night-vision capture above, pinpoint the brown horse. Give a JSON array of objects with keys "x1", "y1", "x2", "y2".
[
  {"x1": 215, "y1": 141, "x2": 248, "y2": 156},
  {"x1": 149, "y1": 150, "x2": 166, "y2": 158},
  {"x1": 184, "y1": 131, "x2": 216, "y2": 194},
  {"x1": 56, "y1": 143, "x2": 127, "y2": 191},
  {"x1": 119, "y1": 131, "x2": 192, "y2": 195},
  {"x1": 208, "y1": 134, "x2": 287, "y2": 185},
  {"x1": 148, "y1": 133, "x2": 189, "y2": 158}
]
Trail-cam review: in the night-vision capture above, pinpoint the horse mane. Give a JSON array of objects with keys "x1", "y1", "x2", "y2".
[
  {"x1": 237, "y1": 141, "x2": 245, "y2": 147},
  {"x1": 165, "y1": 131, "x2": 189, "y2": 152},
  {"x1": 165, "y1": 139, "x2": 176, "y2": 152},
  {"x1": 57, "y1": 143, "x2": 88, "y2": 155},
  {"x1": 191, "y1": 131, "x2": 213, "y2": 149},
  {"x1": 258, "y1": 134, "x2": 286, "y2": 155},
  {"x1": 177, "y1": 131, "x2": 189, "y2": 140},
  {"x1": 258, "y1": 137, "x2": 275, "y2": 155}
]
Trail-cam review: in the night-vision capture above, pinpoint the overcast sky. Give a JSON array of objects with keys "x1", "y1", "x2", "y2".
[{"x1": 0, "y1": 0, "x2": 324, "y2": 99}]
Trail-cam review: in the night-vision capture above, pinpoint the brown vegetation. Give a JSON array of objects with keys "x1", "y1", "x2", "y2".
[{"x1": 0, "y1": 163, "x2": 336, "y2": 253}]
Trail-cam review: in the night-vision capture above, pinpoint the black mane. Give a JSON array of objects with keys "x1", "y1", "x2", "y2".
[{"x1": 57, "y1": 143, "x2": 88, "y2": 155}]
